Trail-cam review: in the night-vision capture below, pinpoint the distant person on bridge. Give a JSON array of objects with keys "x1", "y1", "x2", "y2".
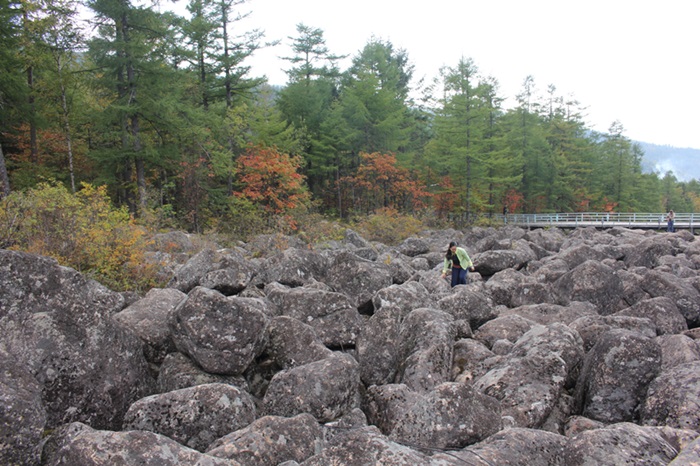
[
  {"x1": 441, "y1": 241, "x2": 475, "y2": 287},
  {"x1": 666, "y1": 210, "x2": 675, "y2": 232}
]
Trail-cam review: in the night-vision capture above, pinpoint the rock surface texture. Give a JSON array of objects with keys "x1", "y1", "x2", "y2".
[{"x1": 3, "y1": 225, "x2": 700, "y2": 465}]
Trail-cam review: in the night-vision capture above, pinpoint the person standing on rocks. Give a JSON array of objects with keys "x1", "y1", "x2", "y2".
[{"x1": 441, "y1": 241, "x2": 475, "y2": 287}]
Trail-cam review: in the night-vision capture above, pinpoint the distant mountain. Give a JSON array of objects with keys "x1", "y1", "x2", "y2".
[{"x1": 637, "y1": 141, "x2": 700, "y2": 182}]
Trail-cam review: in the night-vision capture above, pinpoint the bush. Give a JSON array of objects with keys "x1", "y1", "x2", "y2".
[
  {"x1": 0, "y1": 182, "x2": 163, "y2": 292},
  {"x1": 353, "y1": 208, "x2": 425, "y2": 245}
]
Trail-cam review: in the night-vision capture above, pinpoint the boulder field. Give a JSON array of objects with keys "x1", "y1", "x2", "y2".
[{"x1": 2, "y1": 225, "x2": 700, "y2": 465}]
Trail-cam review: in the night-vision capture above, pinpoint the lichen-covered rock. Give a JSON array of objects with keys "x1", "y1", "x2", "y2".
[
  {"x1": 473, "y1": 314, "x2": 539, "y2": 348},
  {"x1": 654, "y1": 334, "x2": 700, "y2": 370},
  {"x1": 474, "y1": 324, "x2": 583, "y2": 428},
  {"x1": 397, "y1": 308, "x2": 455, "y2": 393},
  {"x1": 450, "y1": 338, "x2": 499, "y2": 384},
  {"x1": 0, "y1": 348, "x2": 46, "y2": 466},
  {"x1": 568, "y1": 313, "x2": 657, "y2": 352},
  {"x1": 170, "y1": 286, "x2": 269, "y2": 375},
  {"x1": 484, "y1": 268, "x2": 553, "y2": 308},
  {"x1": 563, "y1": 422, "x2": 678, "y2": 466},
  {"x1": 122, "y1": 383, "x2": 256, "y2": 452},
  {"x1": 500, "y1": 301, "x2": 597, "y2": 326},
  {"x1": 436, "y1": 285, "x2": 497, "y2": 328},
  {"x1": 206, "y1": 413, "x2": 323, "y2": 465},
  {"x1": 365, "y1": 382, "x2": 502, "y2": 449},
  {"x1": 301, "y1": 426, "x2": 434, "y2": 466},
  {"x1": 357, "y1": 304, "x2": 403, "y2": 386},
  {"x1": 156, "y1": 352, "x2": 247, "y2": 393},
  {"x1": 641, "y1": 361, "x2": 700, "y2": 431},
  {"x1": 265, "y1": 282, "x2": 362, "y2": 347},
  {"x1": 326, "y1": 251, "x2": 393, "y2": 310},
  {"x1": 0, "y1": 250, "x2": 155, "y2": 431},
  {"x1": 42, "y1": 422, "x2": 239, "y2": 466},
  {"x1": 640, "y1": 270, "x2": 700, "y2": 327},
  {"x1": 554, "y1": 260, "x2": 624, "y2": 315},
  {"x1": 614, "y1": 296, "x2": 688, "y2": 335},
  {"x1": 266, "y1": 316, "x2": 333, "y2": 369},
  {"x1": 260, "y1": 248, "x2": 330, "y2": 287},
  {"x1": 113, "y1": 287, "x2": 186, "y2": 364},
  {"x1": 168, "y1": 248, "x2": 217, "y2": 292},
  {"x1": 263, "y1": 352, "x2": 360, "y2": 422},
  {"x1": 575, "y1": 329, "x2": 661, "y2": 423},
  {"x1": 432, "y1": 427, "x2": 568, "y2": 465},
  {"x1": 371, "y1": 281, "x2": 435, "y2": 314}
]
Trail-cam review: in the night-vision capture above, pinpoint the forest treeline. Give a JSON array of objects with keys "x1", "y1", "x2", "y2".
[{"x1": 1, "y1": 0, "x2": 699, "y2": 237}]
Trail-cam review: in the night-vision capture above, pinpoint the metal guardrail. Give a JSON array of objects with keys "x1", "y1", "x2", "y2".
[{"x1": 499, "y1": 212, "x2": 696, "y2": 231}]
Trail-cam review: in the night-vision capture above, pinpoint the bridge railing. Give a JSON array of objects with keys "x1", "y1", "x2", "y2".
[{"x1": 500, "y1": 212, "x2": 696, "y2": 230}]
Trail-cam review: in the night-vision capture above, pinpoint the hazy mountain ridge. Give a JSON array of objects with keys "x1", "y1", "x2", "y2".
[{"x1": 638, "y1": 141, "x2": 700, "y2": 182}]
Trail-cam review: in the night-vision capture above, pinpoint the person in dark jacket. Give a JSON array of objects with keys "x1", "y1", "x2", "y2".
[{"x1": 440, "y1": 241, "x2": 475, "y2": 287}]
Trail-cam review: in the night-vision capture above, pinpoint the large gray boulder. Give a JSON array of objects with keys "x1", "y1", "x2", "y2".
[
  {"x1": 641, "y1": 361, "x2": 700, "y2": 431},
  {"x1": 371, "y1": 281, "x2": 435, "y2": 314},
  {"x1": 655, "y1": 334, "x2": 700, "y2": 370},
  {"x1": 42, "y1": 422, "x2": 238, "y2": 466},
  {"x1": 260, "y1": 248, "x2": 330, "y2": 287},
  {"x1": 397, "y1": 308, "x2": 455, "y2": 392},
  {"x1": 206, "y1": 413, "x2": 323, "y2": 465},
  {"x1": 365, "y1": 382, "x2": 502, "y2": 449},
  {"x1": 432, "y1": 427, "x2": 568, "y2": 465},
  {"x1": 568, "y1": 314, "x2": 657, "y2": 352},
  {"x1": 156, "y1": 352, "x2": 247, "y2": 394},
  {"x1": 575, "y1": 329, "x2": 661, "y2": 423},
  {"x1": 563, "y1": 422, "x2": 679, "y2": 466},
  {"x1": 301, "y1": 426, "x2": 434, "y2": 466},
  {"x1": 168, "y1": 248, "x2": 217, "y2": 293},
  {"x1": 639, "y1": 270, "x2": 700, "y2": 327},
  {"x1": 265, "y1": 282, "x2": 362, "y2": 347},
  {"x1": 263, "y1": 352, "x2": 360, "y2": 422},
  {"x1": 615, "y1": 296, "x2": 688, "y2": 335},
  {"x1": 170, "y1": 286, "x2": 269, "y2": 375},
  {"x1": 484, "y1": 268, "x2": 554, "y2": 308},
  {"x1": 112, "y1": 287, "x2": 186, "y2": 364},
  {"x1": 0, "y1": 348, "x2": 46, "y2": 466},
  {"x1": 554, "y1": 260, "x2": 624, "y2": 315},
  {"x1": 436, "y1": 284, "x2": 498, "y2": 328},
  {"x1": 122, "y1": 383, "x2": 256, "y2": 452},
  {"x1": 266, "y1": 316, "x2": 333, "y2": 369},
  {"x1": 0, "y1": 250, "x2": 155, "y2": 431},
  {"x1": 474, "y1": 323, "x2": 584, "y2": 428},
  {"x1": 357, "y1": 304, "x2": 403, "y2": 386},
  {"x1": 326, "y1": 251, "x2": 393, "y2": 310}
]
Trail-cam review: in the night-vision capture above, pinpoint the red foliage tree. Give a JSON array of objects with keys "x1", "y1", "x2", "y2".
[
  {"x1": 236, "y1": 146, "x2": 310, "y2": 214},
  {"x1": 338, "y1": 152, "x2": 431, "y2": 215}
]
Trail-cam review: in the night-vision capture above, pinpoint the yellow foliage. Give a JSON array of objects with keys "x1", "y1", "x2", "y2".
[
  {"x1": 353, "y1": 208, "x2": 425, "y2": 245},
  {"x1": 0, "y1": 181, "x2": 162, "y2": 292}
]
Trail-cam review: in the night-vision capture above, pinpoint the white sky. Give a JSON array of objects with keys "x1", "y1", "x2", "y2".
[{"x1": 173, "y1": 0, "x2": 700, "y2": 149}]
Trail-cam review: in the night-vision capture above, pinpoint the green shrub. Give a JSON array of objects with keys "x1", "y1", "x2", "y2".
[{"x1": 0, "y1": 181, "x2": 163, "y2": 292}]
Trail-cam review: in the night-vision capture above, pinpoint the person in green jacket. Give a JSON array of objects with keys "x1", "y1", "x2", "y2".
[{"x1": 441, "y1": 241, "x2": 474, "y2": 287}]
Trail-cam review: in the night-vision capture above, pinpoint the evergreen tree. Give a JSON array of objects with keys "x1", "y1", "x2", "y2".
[
  {"x1": 0, "y1": 0, "x2": 24, "y2": 196},
  {"x1": 87, "y1": 0, "x2": 183, "y2": 213},
  {"x1": 322, "y1": 38, "x2": 415, "y2": 216},
  {"x1": 596, "y1": 121, "x2": 641, "y2": 210},
  {"x1": 426, "y1": 57, "x2": 490, "y2": 216},
  {"x1": 277, "y1": 24, "x2": 344, "y2": 197}
]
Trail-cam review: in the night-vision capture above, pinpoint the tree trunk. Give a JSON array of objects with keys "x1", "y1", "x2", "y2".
[{"x1": 0, "y1": 142, "x2": 10, "y2": 198}]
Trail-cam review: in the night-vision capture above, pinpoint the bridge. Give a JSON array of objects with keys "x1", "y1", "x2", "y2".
[{"x1": 498, "y1": 212, "x2": 698, "y2": 232}]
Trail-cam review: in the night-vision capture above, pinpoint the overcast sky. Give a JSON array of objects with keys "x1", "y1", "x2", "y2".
[{"x1": 173, "y1": 0, "x2": 699, "y2": 149}]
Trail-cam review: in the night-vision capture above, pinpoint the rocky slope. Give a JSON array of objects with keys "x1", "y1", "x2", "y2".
[{"x1": 2, "y1": 225, "x2": 700, "y2": 465}]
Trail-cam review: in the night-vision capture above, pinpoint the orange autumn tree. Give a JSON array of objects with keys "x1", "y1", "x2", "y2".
[
  {"x1": 339, "y1": 151, "x2": 432, "y2": 215},
  {"x1": 235, "y1": 146, "x2": 310, "y2": 215}
]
